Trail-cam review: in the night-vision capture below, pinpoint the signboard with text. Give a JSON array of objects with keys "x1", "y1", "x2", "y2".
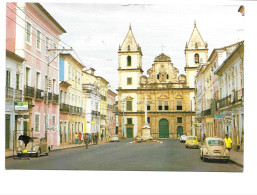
[{"x1": 14, "y1": 102, "x2": 28, "y2": 111}]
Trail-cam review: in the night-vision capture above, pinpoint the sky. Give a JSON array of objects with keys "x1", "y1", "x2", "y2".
[{"x1": 42, "y1": 3, "x2": 244, "y2": 92}]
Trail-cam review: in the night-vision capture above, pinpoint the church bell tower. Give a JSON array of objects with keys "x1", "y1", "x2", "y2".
[{"x1": 118, "y1": 24, "x2": 143, "y2": 90}]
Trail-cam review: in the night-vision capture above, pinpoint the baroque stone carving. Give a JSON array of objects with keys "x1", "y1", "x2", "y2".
[{"x1": 154, "y1": 53, "x2": 171, "y2": 62}]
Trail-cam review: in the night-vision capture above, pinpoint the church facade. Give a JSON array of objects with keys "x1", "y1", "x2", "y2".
[{"x1": 117, "y1": 23, "x2": 208, "y2": 139}]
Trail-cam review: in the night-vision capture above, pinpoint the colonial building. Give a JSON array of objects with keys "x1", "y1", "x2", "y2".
[
  {"x1": 7, "y1": 3, "x2": 66, "y2": 147},
  {"x1": 215, "y1": 41, "x2": 244, "y2": 150},
  {"x1": 106, "y1": 89, "x2": 117, "y2": 138},
  {"x1": 82, "y1": 68, "x2": 100, "y2": 135},
  {"x1": 59, "y1": 53, "x2": 85, "y2": 144},
  {"x1": 117, "y1": 25, "x2": 197, "y2": 139}
]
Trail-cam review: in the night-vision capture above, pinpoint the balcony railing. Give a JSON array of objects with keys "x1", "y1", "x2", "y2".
[
  {"x1": 6, "y1": 87, "x2": 14, "y2": 99},
  {"x1": 92, "y1": 110, "x2": 100, "y2": 116},
  {"x1": 52, "y1": 94, "x2": 59, "y2": 104},
  {"x1": 201, "y1": 109, "x2": 211, "y2": 116},
  {"x1": 217, "y1": 88, "x2": 244, "y2": 110},
  {"x1": 14, "y1": 89, "x2": 22, "y2": 101},
  {"x1": 69, "y1": 105, "x2": 75, "y2": 114},
  {"x1": 48, "y1": 92, "x2": 52, "y2": 102},
  {"x1": 60, "y1": 103, "x2": 69, "y2": 113},
  {"x1": 24, "y1": 85, "x2": 34, "y2": 98},
  {"x1": 35, "y1": 89, "x2": 44, "y2": 100}
]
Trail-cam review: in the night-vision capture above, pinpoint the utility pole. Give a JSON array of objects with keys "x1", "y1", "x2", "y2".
[
  {"x1": 122, "y1": 99, "x2": 125, "y2": 139},
  {"x1": 190, "y1": 100, "x2": 193, "y2": 135},
  {"x1": 45, "y1": 48, "x2": 72, "y2": 144}
]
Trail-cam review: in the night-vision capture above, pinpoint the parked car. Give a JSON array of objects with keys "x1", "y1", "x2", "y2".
[
  {"x1": 200, "y1": 137, "x2": 230, "y2": 162},
  {"x1": 180, "y1": 135, "x2": 187, "y2": 142},
  {"x1": 185, "y1": 136, "x2": 199, "y2": 149},
  {"x1": 16, "y1": 137, "x2": 50, "y2": 157},
  {"x1": 110, "y1": 134, "x2": 119, "y2": 142}
]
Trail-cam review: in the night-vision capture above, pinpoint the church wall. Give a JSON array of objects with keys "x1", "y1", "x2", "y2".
[{"x1": 118, "y1": 71, "x2": 141, "y2": 89}]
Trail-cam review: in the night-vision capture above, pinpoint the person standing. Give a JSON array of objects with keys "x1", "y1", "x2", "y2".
[
  {"x1": 78, "y1": 132, "x2": 82, "y2": 144},
  {"x1": 75, "y1": 133, "x2": 78, "y2": 144},
  {"x1": 224, "y1": 133, "x2": 232, "y2": 151}
]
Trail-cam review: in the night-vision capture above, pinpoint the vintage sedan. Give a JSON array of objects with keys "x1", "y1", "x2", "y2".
[
  {"x1": 200, "y1": 137, "x2": 230, "y2": 162},
  {"x1": 16, "y1": 137, "x2": 50, "y2": 157},
  {"x1": 110, "y1": 134, "x2": 119, "y2": 142},
  {"x1": 180, "y1": 135, "x2": 187, "y2": 142},
  {"x1": 185, "y1": 136, "x2": 199, "y2": 149}
]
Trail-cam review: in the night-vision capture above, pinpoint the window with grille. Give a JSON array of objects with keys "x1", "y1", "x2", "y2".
[
  {"x1": 158, "y1": 101, "x2": 163, "y2": 110},
  {"x1": 126, "y1": 101, "x2": 132, "y2": 111},
  {"x1": 26, "y1": 22, "x2": 31, "y2": 43},
  {"x1": 164, "y1": 101, "x2": 169, "y2": 110},
  {"x1": 127, "y1": 118, "x2": 132, "y2": 124},
  {"x1": 53, "y1": 115, "x2": 56, "y2": 126},
  {"x1": 147, "y1": 105, "x2": 150, "y2": 110},
  {"x1": 35, "y1": 114, "x2": 40, "y2": 132},
  {"x1": 157, "y1": 74, "x2": 159, "y2": 80},
  {"x1": 46, "y1": 37, "x2": 49, "y2": 55},
  {"x1": 176, "y1": 100, "x2": 182, "y2": 110},
  {"x1": 127, "y1": 77, "x2": 132, "y2": 85},
  {"x1": 177, "y1": 117, "x2": 182, "y2": 123},
  {"x1": 36, "y1": 30, "x2": 41, "y2": 50},
  {"x1": 147, "y1": 117, "x2": 150, "y2": 124},
  {"x1": 16, "y1": 74, "x2": 20, "y2": 89},
  {"x1": 6, "y1": 70, "x2": 10, "y2": 87}
]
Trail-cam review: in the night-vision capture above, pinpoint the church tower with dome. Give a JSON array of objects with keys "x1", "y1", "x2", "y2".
[{"x1": 117, "y1": 24, "x2": 199, "y2": 139}]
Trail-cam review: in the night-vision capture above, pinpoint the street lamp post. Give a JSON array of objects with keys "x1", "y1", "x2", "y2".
[
  {"x1": 45, "y1": 48, "x2": 72, "y2": 144},
  {"x1": 122, "y1": 99, "x2": 125, "y2": 139}
]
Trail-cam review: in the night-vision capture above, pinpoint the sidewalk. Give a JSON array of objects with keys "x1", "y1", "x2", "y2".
[
  {"x1": 5, "y1": 140, "x2": 109, "y2": 158},
  {"x1": 229, "y1": 149, "x2": 244, "y2": 167}
]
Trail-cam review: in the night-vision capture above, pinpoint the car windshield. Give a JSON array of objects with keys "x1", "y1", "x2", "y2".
[
  {"x1": 112, "y1": 135, "x2": 118, "y2": 137},
  {"x1": 208, "y1": 140, "x2": 224, "y2": 146},
  {"x1": 188, "y1": 137, "x2": 196, "y2": 140}
]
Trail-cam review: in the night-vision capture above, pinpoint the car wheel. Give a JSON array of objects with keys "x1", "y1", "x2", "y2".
[
  {"x1": 37, "y1": 148, "x2": 41, "y2": 157},
  {"x1": 203, "y1": 156, "x2": 207, "y2": 162}
]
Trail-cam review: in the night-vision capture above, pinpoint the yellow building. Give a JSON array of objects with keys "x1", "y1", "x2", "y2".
[
  {"x1": 117, "y1": 25, "x2": 195, "y2": 139},
  {"x1": 81, "y1": 68, "x2": 100, "y2": 135},
  {"x1": 59, "y1": 54, "x2": 84, "y2": 144},
  {"x1": 96, "y1": 76, "x2": 109, "y2": 139}
]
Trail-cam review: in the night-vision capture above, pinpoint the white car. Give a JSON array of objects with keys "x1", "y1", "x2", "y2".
[
  {"x1": 110, "y1": 134, "x2": 119, "y2": 142},
  {"x1": 180, "y1": 135, "x2": 187, "y2": 142}
]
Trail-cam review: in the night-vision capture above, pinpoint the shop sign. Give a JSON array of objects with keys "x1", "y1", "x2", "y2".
[
  {"x1": 214, "y1": 115, "x2": 223, "y2": 119},
  {"x1": 91, "y1": 121, "x2": 96, "y2": 124},
  {"x1": 15, "y1": 102, "x2": 28, "y2": 111}
]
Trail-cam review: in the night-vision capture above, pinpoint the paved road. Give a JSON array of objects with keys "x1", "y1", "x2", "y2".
[{"x1": 6, "y1": 139, "x2": 243, "y2": 172}]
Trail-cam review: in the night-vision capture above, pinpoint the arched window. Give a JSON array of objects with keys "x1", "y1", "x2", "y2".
[
  {"x1": 194, "y1": 53, "x2": 199, "y2": 64},
  {"x1": 157, "y1": 74, "x2": 160, "y2": 80},
  {"x1": 166, "y1": 74, "x2": 169, "y2": 79},
  {"x1": 127, "y1": 56, "x2": 131, "y2": 66}
]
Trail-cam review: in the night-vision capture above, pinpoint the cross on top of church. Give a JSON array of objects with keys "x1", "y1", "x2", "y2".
[{"x1": 160, "y1": 44, "x2": 165, "y2": 53}]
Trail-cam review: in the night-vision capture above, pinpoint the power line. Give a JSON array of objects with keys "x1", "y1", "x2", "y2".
[
  {"x1": 12, "y1": 3, "x2": 72, "y2": 48},
  {"x1": 7, "y1": 6, "x2": 87, "y2": 69},
  {"x1": 6, "y1": 5, "x2": 67, "y2": 49},
  {"x1": 12, "y1": 3, "x2": 86, "y2": 67}
]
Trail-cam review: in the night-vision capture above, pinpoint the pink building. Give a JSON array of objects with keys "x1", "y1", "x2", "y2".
[
  {"x1": 106, "y1": 89, "x2": 117, "y2": 137},
  {"x1": 7, "y1": 3, "x2": 66, "y2": 147}
]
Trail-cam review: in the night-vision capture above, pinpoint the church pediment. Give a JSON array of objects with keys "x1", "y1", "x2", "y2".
[
  {"x1": 175, "y1": 94, "x2": 183, "y2": 99},
  {"x1": 187, "y1": 22, "x2": 207, "y2": 50},
  {"x1": 120, "y1": 25, "x2": 140, "y2": 52},
  {"x1": 157, "y1": 93, "x2": 169, "y2": 99}
]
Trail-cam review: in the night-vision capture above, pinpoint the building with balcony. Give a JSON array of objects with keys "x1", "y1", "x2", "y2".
[
  {"x1": 214, "y1": 41, "x2": 244, "y2": 150},
  {"x1": 6, "y1": 3, "x2": 66, "y2": 147},
  {"x1": 5, "y1": 50, "x2": 25, "y2": 149},
  {"x1": 106, "y1": 89, "x2": 117, "y2": 138},
  {"x1": 59, "y1": 53, "x2": 85, "y2": 144},
  {"x1": 96, "y1": 76, "x2": 109, "y2": 139}
]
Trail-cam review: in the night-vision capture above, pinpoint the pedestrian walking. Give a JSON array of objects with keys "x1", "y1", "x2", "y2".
[
  {"x1": 224, "y1": 133, "x2": 232, "y2": 151},
  {"x1": 101, "y1": 133, "x2": 103, "y2": 142},
  {"x1": 85, "y1": 134, "x2": 89, "y2": 149},
  {"x1": 78, "y1": 132, "x2": 82, "y2": 144},
  {"x1": 75, "y1": 133, "x2": 78, "y2": 144},
  {"x1": 203, "y1": 134, "x2": 206, "y2": 142}
]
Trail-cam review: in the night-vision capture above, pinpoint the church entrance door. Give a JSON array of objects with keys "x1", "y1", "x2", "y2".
[
  {"x1": 177, "y1": 126, "x2": 183, "y2": 138},
  {"x1": 159, "y1": 119, "x2": 169, "y2": 138},
  {"x1": 126, "y1": 127, "x2": 133, "y2": 138}
]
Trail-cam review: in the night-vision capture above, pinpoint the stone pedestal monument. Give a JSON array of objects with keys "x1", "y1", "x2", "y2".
[{"x1": 141, "y1": 94, "x2": 152, "y2": 140}]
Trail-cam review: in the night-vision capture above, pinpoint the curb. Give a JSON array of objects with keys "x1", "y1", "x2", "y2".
[
  {"x1": 5, "y1": 142, "x2": 109, "y2": 159},
  {"x1": 229, "y1": 159, "x2": 244, "y2": 168}
]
